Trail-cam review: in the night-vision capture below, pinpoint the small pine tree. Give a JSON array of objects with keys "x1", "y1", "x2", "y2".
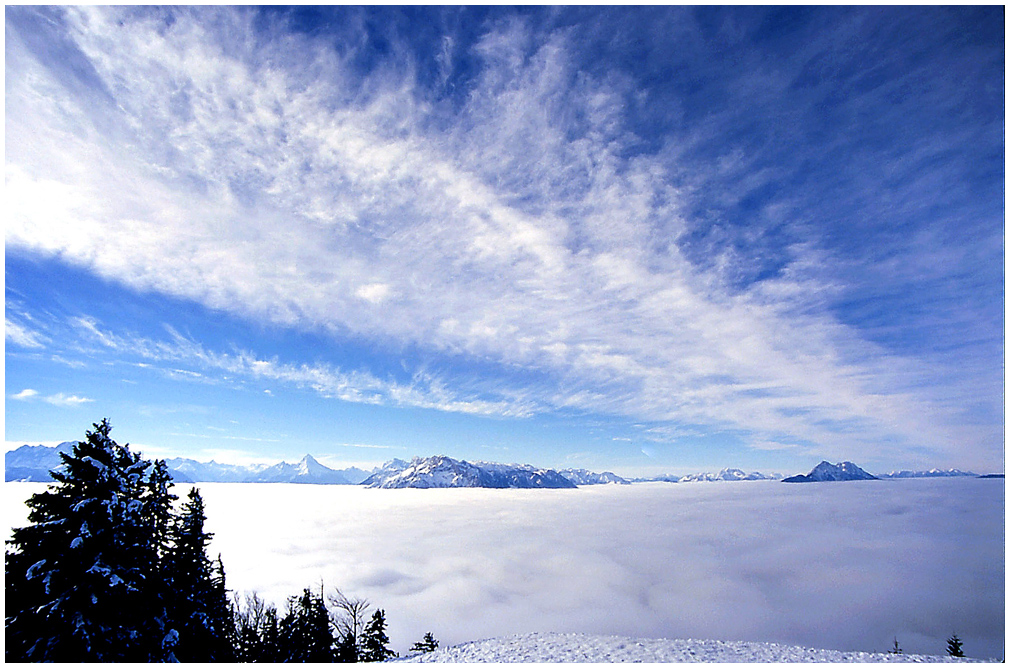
[
  {"x1": 278, "y1": 588, "x2": 335, "y2": 662},
  {"x1": 209, "y1": 556, "x2": 236, "y2": 659},
  {"x1": 947, "y1": 633, "x2": 964, "y2": 658},
  {"x1": 261, "y1": 606, "x2": 282, "y2": 661},
  {"x1": 232, "y1": 592, "x2": 282, "y2": 662},
  {"x1": 360, "y1": 609, "x2": 396, "y2": 662},
  {"x1": 145, "y1": 459, "x2": 177, "y2": 564},
  {"x1": 335, "y1": 626, "x2": 360, "y2": 663},
  {"x1": 411, "y1": 631, "x2": 439, "y2": 653}
]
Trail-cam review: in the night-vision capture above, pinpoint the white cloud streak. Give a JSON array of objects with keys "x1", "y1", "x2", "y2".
[
  {"x1": 9, "y1": 388, "x2": 93, "y2": 407},
  {"x1": 42, "y1": 394, "x2": 94, "y2": 407},
  {"x1": 4, "y1": 7, "x2": 1001, "y2": 468},
  {"x1": 5, "y1": 318, "x2": 48, "y2": 349},
  {"x1": 71, "y1": 317, "x2": 536, "y2": 419}
]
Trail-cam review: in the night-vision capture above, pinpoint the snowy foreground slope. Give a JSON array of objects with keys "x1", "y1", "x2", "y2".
[{"x1": 398, "y1": 633, "x2": 976, "y2": 663}]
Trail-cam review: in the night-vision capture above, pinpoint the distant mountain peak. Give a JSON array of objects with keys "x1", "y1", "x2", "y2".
[
  {"x1": 677, "y1": 468, "x2": 782, "y2": 483},
  {"x1": 782, "y1": 460, "x2": 877, "y2": 483},
  {"x1": 296, "y1": 453, "x2": 329, "y2": 474},
  {"x1": 879, "y1": 468, "x2": 977, "y2": 479},
  {"x1": 558, "y1": 468, "x2": 630, "y2": 485}
]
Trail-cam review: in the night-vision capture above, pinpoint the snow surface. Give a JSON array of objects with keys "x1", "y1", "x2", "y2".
[{"x1": 398, "y1": 632, "x2": 978, "y2": 663}]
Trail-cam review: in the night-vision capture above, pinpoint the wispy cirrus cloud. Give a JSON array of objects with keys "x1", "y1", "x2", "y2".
[
  {"x1": 71, "y1": 317, "x2": 538, "y2": 420},
  {"x1": 5, "y1": 7, "x2": 1002, "y2": 469},
  {"x1": 5, "y1": 312, "x2": 49, "y2": 350}
]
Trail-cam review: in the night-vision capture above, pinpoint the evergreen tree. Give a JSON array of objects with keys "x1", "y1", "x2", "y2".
[
  {"x1": 278, "y1": 587, "x2": 335, "y2": 662},
  {"x1": 947, "y1": 633, "x2": 964, "y2": 658},
  {"x1": 5, "y1": 419, "x2": 174, "y2": 661},
  {"x1": 165, "y1": 487, "x2": 234, "y2": 661},
  {"x1": 145, "y1": 459, "x2": 177, "y2": 563},
  {"x1": 360, "y1": 609, "x2": 396, "y2": 662},
  {"x1": 411, "y1": 631, "x2": 439, "y2": 653},
  {"x1": 209, "y1": 555, "x2": 236, "y2": 658}
]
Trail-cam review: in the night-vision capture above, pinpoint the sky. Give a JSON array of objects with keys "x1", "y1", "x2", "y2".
[
  {"x1": 4, "y1": 6, "x2": 1005, "y2": 477},
  {"x1": 9, "y1": 479, "x2": 1002, "y2": 658}
]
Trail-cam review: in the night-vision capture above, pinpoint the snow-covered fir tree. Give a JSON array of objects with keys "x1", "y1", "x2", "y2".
[
  {"x1": 5, "y1": 419, "x2": 175, "y2": 661},
  {"x1": 947, "y1": 633, "x2": 965, "y2": 658},
  {"x1": 165, "y1": 488, "x2": 235, "y2": 661},
  {"x1": 145, "y1": 458, "x2": 177, "y2": 562},
  {"x1": 8, "y1": 419, "x2": 407, "y2": 664}
]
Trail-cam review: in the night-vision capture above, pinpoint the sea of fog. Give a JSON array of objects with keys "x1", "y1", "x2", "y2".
[{"x1": 6, "y1": 478, "x2": 1004, "y2": 659}]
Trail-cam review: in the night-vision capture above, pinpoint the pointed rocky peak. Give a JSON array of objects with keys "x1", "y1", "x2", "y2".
[
  {"x1": 297, "y1": 454, "x2": 324, "y2": 474},
  {"x1": 783, "y1": 460, "x2": 877, "y2": 483}
]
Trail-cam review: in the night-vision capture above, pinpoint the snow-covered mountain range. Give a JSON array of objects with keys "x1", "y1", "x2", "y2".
[
  {"x1": 628, "y1": 468, "x2": 782, "y2": 483},
  {"x1": 361, "y1": 455, "x2": 578, "y2": 489},
  {"x1": 678, "y1": 468, "x2": 783, "y2": 483},
  {"x1": 3, "y1": 443, "x2": 370, "y2": 485},
  {"x1": 628, "y1": 474, "x2": 683, "y2": 483},
  {"x1": 4, "y1": 441, "x2": 76, "y2": 482},
  {"x1": 5, "y1": 446, "x2": 603, "y2": 488},
  {"x1": 241, "y1": 454, "x2": 355, "y2": 484},
  {"x1": 165, "y1": 453, "x2": 374, "y2": 485},
  {"x1": 5, "y1": 444, "x2": 991, "y2": 488},
  {"x1": 557, "y1": 468, "x2": 630, "y2": 485},
  {"x1": 878, "y1": 468, "x2": 977, "y2": 479},
  {"x1": 782, "y1": 461, "x2": 877, "y2": 483}
]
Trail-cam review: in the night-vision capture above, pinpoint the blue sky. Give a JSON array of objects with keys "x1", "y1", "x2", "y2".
[{"x1": 5, "y1": 6, "x2": 1004, "y2": 476}]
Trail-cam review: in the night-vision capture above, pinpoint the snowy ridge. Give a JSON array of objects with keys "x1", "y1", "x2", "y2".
[
  {"x1": 165, "y1": 458, "x2": 271, "y2": 483},
  {"x1": 629, "y1": 474, "x2": 683, "y2": 483},
  {"x1": 245, "y1": 454, "x2": 351, "y2": 484},
  {"x1": 880, "y1": 469, "x2": 977, "y2": 479},
  {"x1": 558, "y1": 468, "x2": 630, "y2": 485},
  {"x1": 678, "y1": 468, "x2": 782, "y2": 483},
  {"x1": 627, "y1": 469, "x2": 783, "y2": 483},
  {"x1": 4, "y1": 442, "x2": 75, "y2": 481},
  {"x1": 398, "y1": 632, "x2": 976, "y2": 663},
  {"x1": 4, "y1": 443, "x2": 365, "y2": 484},
  {"x1": 362, "y1": 456, "x2": 577, "y2": 489}
]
